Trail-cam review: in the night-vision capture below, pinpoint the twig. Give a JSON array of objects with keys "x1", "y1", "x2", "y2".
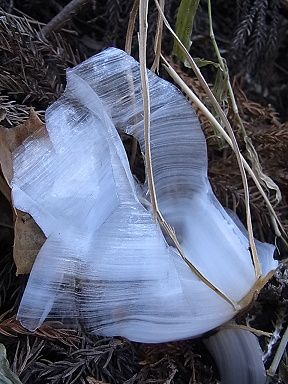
[
  {"x1": 40, "y1": 0, "x2": 89, "y2": 38},
  {"x1": 12, "y1": 8, "x2": 77, "y2": 34},
  {"x1": 225, "y1": 322, "x2": 272, "y2": 337}
]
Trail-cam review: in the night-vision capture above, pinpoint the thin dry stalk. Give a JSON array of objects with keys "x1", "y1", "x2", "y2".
[
  {"x1": 154, "y1": 0, "x2": 259, "y2": 279},
  {"x1": 154, "y1": 0, "x2": 286, "y2": 268},
  {"x1": 160, "y1": 55, "x2": 276, "y2": 227},
  {"x1": 5, "y1": 12, "x2": 77, "y2": 35},
  {"x1": 225, "y1": 322, "x2": 272, "y2": 337},
  {"x1": 138, "y1": 0, "x2": 158, "y2": 220},
  {"x1": 125, "y1": 0, "x2": 140, "y2": 168},
  {"x1": 207, "y1": 0, "x2": 282, "y2": 214},
  {"x1": 207, "y1": 0, "x2": 260, "y2": 276},
  {"x1": 161, "y1": 56, "x2": 277, "y2": 304},
  {"x1": 151, "y1": 0, "x2": 165, "y2": 72},
  {"x1": 125, "y1": 0, "x2": 139, "y2": 54},
  {"x1": 138, "y1": 0, "x2": 237, "y2": 309},
  {"x1": 267, "y1": 324, "x2": 288, "y2": 379}
]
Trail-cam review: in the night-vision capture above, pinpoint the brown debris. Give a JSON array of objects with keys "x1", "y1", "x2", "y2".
[
  {"x1": 13, "y1": 211, "x2": 45, "y2": 275},
  {"x1": 0, "y1": 110, "x2": 46, "y2": 274},
  {"x1": 0, "y1": 109, "x2": 44, "y2": 185}
]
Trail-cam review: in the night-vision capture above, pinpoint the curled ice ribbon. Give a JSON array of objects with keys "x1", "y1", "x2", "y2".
[{"x1": 12, "y1": 48, "x2": 276, "y2": 343}]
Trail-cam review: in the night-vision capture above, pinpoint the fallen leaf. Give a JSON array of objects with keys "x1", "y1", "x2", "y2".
[
  {"x1": 0, "y1": 344, "x2": 23, "y2": 384},
  {"x1": 0, "y1": 110, "x2": 46, "y2": 274},
  {"x1": 0, "y1": 108, "x2": 44, "y2": 185},
  {"x1": 14, "y1": 210, "x2": 46, "y2": 275}
]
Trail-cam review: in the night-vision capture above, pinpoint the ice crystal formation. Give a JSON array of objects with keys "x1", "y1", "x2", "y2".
[{"x1": 12, "y1": 48, "x2": 277, "y2": 343}]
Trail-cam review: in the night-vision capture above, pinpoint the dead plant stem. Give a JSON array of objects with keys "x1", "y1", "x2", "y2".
[
  {"x1": 139, "y1": 0, "x2": 237, "y2": 308},
  {"x1": 208, "y1": 0, "x2": 282, "y2": 212},
  {"x1": 161, "y1": 55, "x2": 285, "y2": 241},
  {"x1": 154, "y1": 0, "x2": 285, "y2": 258},
  {"x1": 125, "y1": 0, "x2": 139, "y2": 54},
  {"x1": 207, "y1": 0, "x2": 260, "y2": 276},
  {"x1": 158, "y1": 213, "x2": 238, "y2": 309},
  {"x1": 139, "y1": 0, "x2": 159, "y2": 220},
  {"x1": 125, "y1": 0, "x2": 140, "y2": 168},
  {"x1": 151, "y1": 0, "x2": 165, "y2": 72},
  {"x1": 267, "y1": 324, "x2": 288, "y2": 379},
  {"x1": 225, "y1": 323, "x2": 272, "y2": 337},
  {"x1": 11, "y1": 9, "x2": 77, "y2": 34}
]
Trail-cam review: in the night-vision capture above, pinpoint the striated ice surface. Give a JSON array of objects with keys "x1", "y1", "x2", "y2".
[
  {"x1": 205, "y1": 328, "x2": 266, "y2": 384},
  {"x1": 12, "y1": 48, "x2": 277, "y2": 343}
]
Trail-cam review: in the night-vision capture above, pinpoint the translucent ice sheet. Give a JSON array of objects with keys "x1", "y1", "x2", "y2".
[{"x1": 12, "y1": 48, "x2": 277, "y2": 343}]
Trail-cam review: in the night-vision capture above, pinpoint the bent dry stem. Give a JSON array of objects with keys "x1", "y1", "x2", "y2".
[{"x1": 139, "y1": 0, "x2": 238, "y2": 310}]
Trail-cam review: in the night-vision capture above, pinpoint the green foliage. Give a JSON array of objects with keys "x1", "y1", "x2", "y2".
[
  {"x1": 193, "y1": 57, "x2": 220, "y2": 69},
  {"x1": 0, "y1": 344, "x2": 22, "y2": 384},
  {"x1": 173, "y1": 0, "x2": 199, "y2": 62}
]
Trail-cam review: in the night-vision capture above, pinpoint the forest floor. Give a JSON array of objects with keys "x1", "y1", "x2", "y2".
[{"x1": 0, "y1": 1, "x2": 288, "y2": 383}]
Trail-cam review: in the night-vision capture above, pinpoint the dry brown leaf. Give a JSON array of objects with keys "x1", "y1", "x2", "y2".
[
  {"x1": 0, "y1": 108, "x2": 44, "y2": 184},
  {"x1": 0, "y1": 110, "x2": 46, "y2": 274},
  {"x1": 14, "y1": 210, "x2": 46, "y2": 275}
]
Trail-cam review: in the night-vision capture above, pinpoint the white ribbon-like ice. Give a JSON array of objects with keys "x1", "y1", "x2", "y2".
[{"x1": 12, "y1": 48, "x2": 276, "y2": 343}]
